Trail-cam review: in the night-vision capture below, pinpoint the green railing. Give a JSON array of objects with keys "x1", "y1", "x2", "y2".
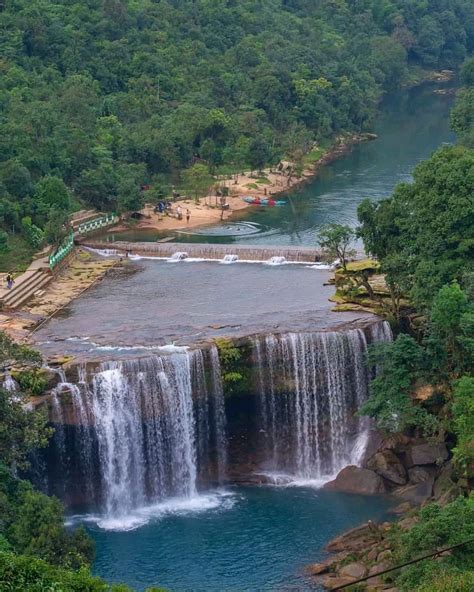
[
  {"x1": 48, "y1": 231, "x2": 75, "y2": 271},
  {"x1": 76, "y1": 213, "x2": 118, "y2": 236}
]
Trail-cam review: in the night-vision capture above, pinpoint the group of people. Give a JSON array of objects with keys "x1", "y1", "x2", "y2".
[
  {"x1": 175, "y1": 205, "x2": 191, "y2": 223},
  {"x1": 155, "y1": 201, "x2": 191, "y2": 223}
]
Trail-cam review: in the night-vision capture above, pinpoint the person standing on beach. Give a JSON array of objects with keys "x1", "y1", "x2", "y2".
[{"x1": 186, "y1": 209, "x2": 191, "y2": 223}]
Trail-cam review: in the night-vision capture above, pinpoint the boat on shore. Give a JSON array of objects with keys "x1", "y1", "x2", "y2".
[{"x1": 242, "y1": 196, "x2": 286, "y2": 207}]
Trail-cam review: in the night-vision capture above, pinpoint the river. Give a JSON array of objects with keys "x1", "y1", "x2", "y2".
[{"x1": 42, "y1": 84, "x2": 454, "y2": 592}]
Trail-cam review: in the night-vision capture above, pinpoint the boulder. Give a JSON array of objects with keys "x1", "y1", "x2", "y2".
[
  {"x1": 324, "y1": 466, "x2": 386, "y2": 495},
  {"x1": 393, "y1": 477, "x2": 434, "y2": 505},
  {"x1": 306, "y1": 562, "x2": 329, "y2": 576},
  {"x1": 322, "y1": 575, "x2": 356, "y2": 589},
  {"x1": 408, "y1": 466, "x2": 436, "y2": 484},
  {"x1": 380, "y1": 433, "x2": 412, "y2": 453},
  {"x1": 326, "y1": 524, "x2": 377, "y2": 553},
  {"x1": 408, "y1": 443, "x2": 448, "y2": 466},
  {"x1": 367, "y1": 450, "x2": 407, "y2": 485},
  {"x1": 339, "y1": 562, "x2": 367, "y2": 579}
]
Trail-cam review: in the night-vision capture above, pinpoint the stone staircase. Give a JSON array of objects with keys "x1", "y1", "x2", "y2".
[{"x1": 0, "y1": 258, "x2": 52, "y2": 310}]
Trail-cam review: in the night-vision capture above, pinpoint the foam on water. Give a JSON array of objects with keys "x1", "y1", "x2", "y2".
[{"x1": 68, "y1": 491, "x2": 236, "y2": 532}]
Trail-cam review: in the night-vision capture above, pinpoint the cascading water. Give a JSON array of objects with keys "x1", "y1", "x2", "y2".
[
  {"x1": 168, "y1": 251, "x2": 189, "y2": 261},
  {"x1": 266, "y1": 256, "x2": 287, "y2": 266},
  {"x1": 254, "y1": 322, "x2": 392, "y2": 482},
  {"x1": 43, "y1": 321, "x2": 391, "y2": 527},
  {"x1": 46, "y1": 349, "x2": 227, "y2": 527},
  {"x1": 221, "y1": 254, "x2": 239, "y2": 264}
]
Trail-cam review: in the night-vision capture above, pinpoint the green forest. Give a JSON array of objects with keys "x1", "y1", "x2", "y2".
[
  {"x1": 1, "y1": 0, "x2": 474, "y2": 263},
  {"x1": 352, "y1": 59, "x2": 474, "y2": 591}
]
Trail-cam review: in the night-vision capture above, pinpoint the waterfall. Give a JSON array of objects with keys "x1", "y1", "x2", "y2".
[
  {"x1": 43, "y1": 320, "x2": 391, "y2": 523},
  {"x1": 47, "y1": 349, "x2": 228, "y2": 522},
  {"x1": 254, "y1": 322, "x2": 392, "y2": 482}
]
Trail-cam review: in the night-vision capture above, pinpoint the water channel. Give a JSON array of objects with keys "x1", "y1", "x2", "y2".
[{"x1": 38, "y1": 84, "x2": 455, "y2": 591}]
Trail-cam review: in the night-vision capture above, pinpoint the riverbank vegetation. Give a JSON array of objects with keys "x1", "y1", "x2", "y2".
[
  {"x1": 348, "y1": 59, "x2": 474, "y2": 591},
  {"x1": 1, "y1": 0, "x2": 474, "y2": 261}
]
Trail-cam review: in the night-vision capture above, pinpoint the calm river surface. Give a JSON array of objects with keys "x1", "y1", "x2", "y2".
[
  {"x1": 86, "y1": 486, "x2": 391, "y2": 592},
  {"x1": 54, "y1": 85, "x2": 452, "y2": 592}
]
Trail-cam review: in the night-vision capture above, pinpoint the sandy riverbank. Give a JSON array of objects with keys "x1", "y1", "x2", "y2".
[{"x1": 110, "y1": 133, "x2": 374, "y2": 236}]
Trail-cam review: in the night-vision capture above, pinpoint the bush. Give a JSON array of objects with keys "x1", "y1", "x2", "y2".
[
  {"x1": 0, "y1": 551, "x2": 130, "y2": 592},
  {"x1": 391, "y1": 496, "x2": 474, "y2": 591},
  {"x1": 21, "y1": 217, "x2": 44, "y2": 250}
]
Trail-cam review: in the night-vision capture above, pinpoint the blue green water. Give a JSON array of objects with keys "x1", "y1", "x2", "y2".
[{"x1": 87, "y1": 486, "x2": 391, "y2": 592}]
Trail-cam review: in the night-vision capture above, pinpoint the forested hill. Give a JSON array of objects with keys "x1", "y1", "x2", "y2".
[{"x1": 0, "y1": 0, "x2": 473, "y2": 244}]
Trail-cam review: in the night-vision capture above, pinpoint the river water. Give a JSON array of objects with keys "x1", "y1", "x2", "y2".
[
  {"x1": 102, "y1": 83, "x2": 455, "y2": 246},
  {"x1": 87, "y1": 486, "x2": 390, "y2": 592},
  {"x1": 47, "y1": 85, "x2": 453, "y2": 591}
]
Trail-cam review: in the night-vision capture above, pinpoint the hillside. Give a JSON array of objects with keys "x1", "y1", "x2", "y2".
[{"x1": 0, "y1": 0, "x2": 473, "y2": 263}]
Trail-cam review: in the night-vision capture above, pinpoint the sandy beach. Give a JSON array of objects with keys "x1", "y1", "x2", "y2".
[{"x1": 110, "y1": 134, "x2": 372, "y2": 236}]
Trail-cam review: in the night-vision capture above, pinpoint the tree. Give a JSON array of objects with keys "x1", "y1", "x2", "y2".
[
  {"x1": 460, "y1": 58, "x2": 474, "y2": 87},
  {"x1": 451, "y1": 376, "x2": 474, "y2": 478},
  {"x1": 117, "y1": 179, "x2": 144, "y2": 214},
  {"x1": 248, "y1": 138, "x2": 271, "y2": 174},
  {"x1": 317, "y1": 224, "x2": 356, "y2": 270},
  {"x1": 34, "y1": 177, "x2": 72, "y2": 213},
  {"x1": 359, "y1": 334, "x2": 435, "y2": 434},
  {"x1": 44, "y1": 210, "x2": 69, "y2": 248},
  {"x1": 0, "y1": 332, "x2": 48, "y2": 471},
  {"x1": 428, "y1": 282, "x2": 472, "y2": 376},
  {"x1": 183, "y1": 163, "x2": 212, "y2": 203}
]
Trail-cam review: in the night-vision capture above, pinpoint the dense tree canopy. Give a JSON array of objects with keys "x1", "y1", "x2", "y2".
[{"x1": 0, "y1": 0, "x2": 473, "y2": 254}]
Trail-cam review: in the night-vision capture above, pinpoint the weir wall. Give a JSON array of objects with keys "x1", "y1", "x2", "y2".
[{"x1": 79, "y1": 240, "x2": 324, "y2": 262}]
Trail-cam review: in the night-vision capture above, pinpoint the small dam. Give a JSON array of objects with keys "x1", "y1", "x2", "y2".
[{"x1": 78, "y1": 240, "x2": 324, "y2": 263}]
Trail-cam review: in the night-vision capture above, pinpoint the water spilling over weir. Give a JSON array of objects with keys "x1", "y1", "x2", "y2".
[{"x1": 40, "y1": 321, "x2": 391, "y2": 527}]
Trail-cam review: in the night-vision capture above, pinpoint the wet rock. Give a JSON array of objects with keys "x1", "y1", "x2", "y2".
[
  {"x1": 324, "y1": 466, "x2": 386, "y2": 495},
  {"x1": 408, "y1": 443, "x2": 448, "y2": 466},
  {"x1": 408, "y1": 466, "x2": 436, "y2": 484},
  {"x1": 367, "y1": 450, "x2": 407, "y2": 485},
  {"x1": 339, "y1": 562, "x2": 367, "y2": 579},
  {"x1": 393, "y1": 477, "x2": 434, "y2": 505}
]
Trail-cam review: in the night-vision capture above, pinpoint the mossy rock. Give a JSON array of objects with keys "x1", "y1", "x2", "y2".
[{"x1": 345, "y1": 258, "x2": 380, "y2": 272}]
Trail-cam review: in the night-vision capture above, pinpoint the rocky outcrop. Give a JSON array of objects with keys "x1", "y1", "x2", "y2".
[
  {"x1": 323, "y1": 466, "x2": 386, "y2": 495},
  {"x1": 367, "y1": 450, "x2": 407, "y2": 485},
  {"x1": 407, "y1": 465, "x2": 436, "y2": 484},
  {"x1": 307, "y1": 521, "x2": 397, "y2": 591},
  {"x1": 407, "y1": 443, "x2": 449, "y2": 466},
  {"x1": 393, "y1": 477, "x2": 434, "y2": 505}
]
